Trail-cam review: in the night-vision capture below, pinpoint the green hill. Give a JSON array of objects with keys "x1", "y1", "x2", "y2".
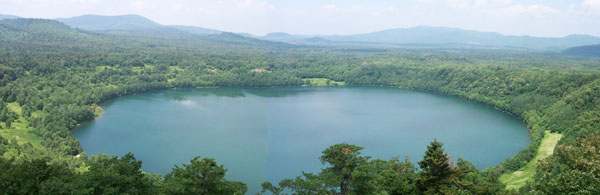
[
  {"x1": 56, "y1": 14, "x2": 161, "y2": 31},
  {"x1": 0, "y1": 14, "x2": 19, "y2": 20},
  {"x1": 0, "y1": 18, "x2": 97, "y2": 43},
  {"x1": 562, "y1": 44, "x2": 600, "y2": 57}
]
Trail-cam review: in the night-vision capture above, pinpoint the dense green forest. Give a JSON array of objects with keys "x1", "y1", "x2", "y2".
[{"x1": 1, "y1": 18, "x2": 600, "y2": 194}]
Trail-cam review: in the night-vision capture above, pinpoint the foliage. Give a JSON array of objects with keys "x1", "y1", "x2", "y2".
[
  {"x1": 162, "y1": 156, "x2": 247, "y2": 195},
  {"x1": 76, "y1": 153, "x2": 154, "y2": 194},
  {"x1": 263, "y1": 141, "x2": 508, "y2": 194},
  {"x1": 531, "y1": 134, "x2": 600, "y2": 194}
]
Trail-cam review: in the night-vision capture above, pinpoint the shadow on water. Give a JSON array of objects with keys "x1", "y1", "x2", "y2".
[
  {"x1": 162, "y1": 87, "x2": 331, "y2": 101},
  {"x1": 243, "y1": 87, "x2": 324, "y2": 98}
]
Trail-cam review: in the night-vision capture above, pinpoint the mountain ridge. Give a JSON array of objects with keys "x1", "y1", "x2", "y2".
[
  {"x1": 5, "y1": 13, "x2": 600, "y2": 49},
  {"x1": 254, "y1": 26, "x2": 600, "y2": 49},
  {"x1": 0, "y1": 14, "x2": 19, "y2": 20},
  {"x1": 55, "y1": 14, "x2": 222, "y2": 38},
  {"x1": 56, "y1": 14, "x2": 162, "y2": 31},
  {"x1": 0, "y1": 18, "x2": 294, "y2": 50},
  {"x1": 317, "y1": 26, "x2": 600, "y2": 49}
]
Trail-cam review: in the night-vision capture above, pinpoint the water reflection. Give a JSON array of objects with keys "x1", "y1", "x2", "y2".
[{"x1": 164, "y1": 87, "x2": 332, "y2": 102}]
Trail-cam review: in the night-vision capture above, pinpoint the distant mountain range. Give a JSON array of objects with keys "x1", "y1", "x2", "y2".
[
  {"x1": 319, "y1": 26, "x2": 600, "y2": 49},
  {"x1": 3, "y1": 13, "x2": 600, "y2": 50},
  {"x1": 0, "y1": 17, "x2": 293, "y2": 50},
  {"x1": 0, "y1": 14, "x2": 19, "y2": 20},
  {"x1": 256, "y1": 26, "x2": 600, "y2": 49},
  {"x1": 259, "y1": 32, "x2": 332, "y2": 44}
]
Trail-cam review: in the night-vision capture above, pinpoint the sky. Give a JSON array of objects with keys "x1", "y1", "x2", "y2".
[{"x1": 1, "y1": 0, "x2": 599, "y2": 37}]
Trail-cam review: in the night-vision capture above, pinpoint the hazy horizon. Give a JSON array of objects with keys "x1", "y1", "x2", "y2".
[{"x1": 1, "y1": 0, "x2": 599, "y2": 37}]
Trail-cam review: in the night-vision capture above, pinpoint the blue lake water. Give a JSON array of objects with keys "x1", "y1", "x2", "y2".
[{"x1": 73, "y1": 87, "x2": 530, "y2": 193}]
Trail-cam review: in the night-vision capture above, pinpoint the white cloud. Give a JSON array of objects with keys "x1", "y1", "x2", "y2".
[
  {"x1": 70, "y1": 0, "x2": 100, "y2": 4},
  {"x1": 130, "y1": 0, "x2": 149, "y2": 10},
  {"x1": 321, "y1": 4, "x2": 338, "y2": 11},
  {"x1": 446, "y1": 0, "x2": 470, "y2": 9},
  {"x1": 583, "y1": 0, "x2": 600, "y2": 15},
  {"x1": 497, "y1": 4, "x2": 559, "y2": 15},
  {"x1": 386, "y1": 6, "x2": 399, "y2": 12},
  {"x1": 236, "y1": 0, "x2": 275, "y2": 11}
]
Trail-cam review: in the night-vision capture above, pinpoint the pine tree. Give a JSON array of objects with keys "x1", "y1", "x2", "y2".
[{"x1": 416, "y1": 139, "x2": 453, "y2": 193}]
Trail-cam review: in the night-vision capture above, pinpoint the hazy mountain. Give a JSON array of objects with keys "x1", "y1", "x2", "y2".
[
  {"x1": 254, "y1": 26, "x2": 600, "y2": 49},
  {"x1": 0, "y1": 18, "x2": 291, "y2": 50},
  {"x1": 31, "y1": 14, "x2": 600, "y2": 49},
  {"x1": 321, "y1": 26, "x2": 600, "y2": 49},
  {"x1": 562, "y1": 44, "x2": 600, "y2": 57},
  {"x1": 0, "y1": 18, "x2": 100, "y2": 43},
  {"x1": 204, "y1": 32, "x2": 293, "y2": 48},
  {"x1": 56, "y1": 14, "x2": 221, "y2": 38},
  {"x1": 264, "y1": 32, "x2": 295, "y2": 38},
  {"x1": 235, "y1": 32, "x2": 258, "y2": 38},
  {"x1": 261, "y1": 33, "x2": 337, "y2": 44},
  {"x1": 305, "y1": 37, "x2": 331, "y2": 43},
  {"x1": 167, "y1": 25, "x2": 220, "y2": 35},
  {"x1": 262, "y1": 32, "x2": 308, "y2": 42},
  {"x1": 57, "y1": 14, "x2": 161, "y2": 31},
  {"x1": 0, "y1": 14, "x2": 19, "y2": 20}
]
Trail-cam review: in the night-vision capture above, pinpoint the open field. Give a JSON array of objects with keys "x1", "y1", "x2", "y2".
[
  {"x1": 499, "y1": 131, "x2": 563, "y2": 189},
  {"x1": 0, "y1": 103, "x2": 44, "y2": 158},
  {"x1": 302, "y1": 78, "x2": 345, "y2": 86}
]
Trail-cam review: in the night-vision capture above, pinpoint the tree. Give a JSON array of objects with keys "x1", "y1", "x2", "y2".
[
  {"x1": 262, "y1": 143, "x2": 372, "y2": 195},
  {"x1": 0, "y1": 158, "x2": 77, "y2": 195},
  {"x1": 353, "y1": 157, "x2": 418, "y2": 194},
  {"x1": 262, "y1": 172, "x2": 336, "y2": 195},
  {"x1": 532, "y1": 134, "x2": 600, "y2": 194},
  {"x1": 416, "y1": 139, "x2": 453, "y2": 194},
  {"x1": 77, "y1": 153, "x2": 155, "y2": 194},
  {"x1": 162, "y1": 156, "x2": 247, "y2": 195},
  {"x1": 320, "y1": 143, "x2": 369, "y2": 195}
]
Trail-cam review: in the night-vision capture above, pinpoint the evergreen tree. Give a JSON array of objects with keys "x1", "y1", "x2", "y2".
[{"x1": 416, "y1": 139, "x2": 453, "y2": 194}]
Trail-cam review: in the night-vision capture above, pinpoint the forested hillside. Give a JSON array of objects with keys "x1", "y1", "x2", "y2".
[
  {"x1": 1, "y1": 18, "x2": 600, "y2": 194},
  {"x1": 562, "y1": 44, "x2": 600, "y2": 57},
  {"x1": 56, "y1": 14, "x2": 222, "y2": 38}
]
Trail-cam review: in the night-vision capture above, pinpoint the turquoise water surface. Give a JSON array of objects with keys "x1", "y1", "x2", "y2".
[{"x1": 73, "y1": 87, "x2": 529, "y2": 193}]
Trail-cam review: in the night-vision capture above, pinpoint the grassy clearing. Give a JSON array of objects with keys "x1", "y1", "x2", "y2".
[
  {"x1": 302, "y1": 78, "x2": 345, "y2": 86},
  {"x1": 7, "y1": 102, "x2": 22, "y2": 115},
  {"x1": 499, "y1": 131, "x2": 563, "y2": 190},
  {"x1": 0, "y1": 102, "x2": 44, "y2": 149},
  {"x1": 95, "y1": 65, "x2": 115, "y2": 72},
  {"x1": 169, "y1": 66, "x2": 184, "y2": 72}
]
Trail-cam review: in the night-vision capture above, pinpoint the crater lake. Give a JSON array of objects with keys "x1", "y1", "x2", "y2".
[{"x1": 73, "y1": 87, "x2": 530, "y2": 193}]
